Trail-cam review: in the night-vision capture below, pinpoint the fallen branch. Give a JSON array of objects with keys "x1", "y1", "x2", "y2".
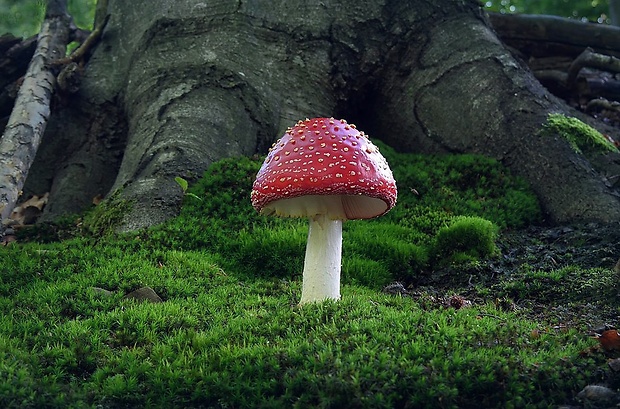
[
  {"x1": 535, "y1": 69, "x2": 620, "y2": 104},
  {"x1": 0, "y1": 1, "x2": 71, "y2": 227},
  {"x1": 52, "y1": 14, "x2": 109, "y2": 67},
  {"x1": 567, "y1": 47, "x2": 620, "y2": 85},
  {"x1": 488, "y1": 12, "x2": 620, "y2": 58}
]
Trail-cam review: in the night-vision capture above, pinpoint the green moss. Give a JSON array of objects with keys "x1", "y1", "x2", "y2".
[
  {"x1": 432, "y1": 216, "x2": 499, "y2": 265},
  {"x1": 0, "y1": 146, "x2": 610, "y2": 408},
  {"x1": 341, "y1": 257, "x2": 392, "y2": 288},
  {"x1": 82, "y1": 189, "x2": 133, "y2": 237},
  {"x1": 182, "y1": 155, "x2": 263, "y2": 230},
  {"x1": 135, "y1": 149, "x2": 534, "y2": 285},
  {"x1": 542, "y1": 113, "x2": 618, "y2": 154},
  {"x1": 344, "y1": 222, "x2": 429, "y2": 282},
  {"x1": 497, "y1": 265, "x2": 619, "y2": 305},
  {"x1": 0, "y1": 241, "x2": 605, "y2": 407},
  {"x1": 376, "y1": 142, "x2": 542, "y2": 229},
  {"x1": 16, "y1": 191, "x2": 133, "y2": 243},
  {"x1": 15, "y1": 213, "x2": 83, "y2": 243}
]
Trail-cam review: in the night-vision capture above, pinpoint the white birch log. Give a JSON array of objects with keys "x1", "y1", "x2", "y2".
[{"x1": 0, "y1": 2, "x2": 70, "y2": 226}]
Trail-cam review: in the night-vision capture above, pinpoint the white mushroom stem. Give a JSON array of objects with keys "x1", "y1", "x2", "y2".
[{"x1": 299, "y1": 213, "x2": 342, "y2": 305}]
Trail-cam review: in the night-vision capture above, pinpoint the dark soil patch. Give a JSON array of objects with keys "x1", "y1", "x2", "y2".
[
  {"x1": 405, "y1": 222, "x2": 620, "y2": 328},
  {"x1": 497, "y1": 223, "x2": 620, "y2": 275}
]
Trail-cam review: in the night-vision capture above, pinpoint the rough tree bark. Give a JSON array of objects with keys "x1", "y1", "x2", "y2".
[{"x1": 15, "y1": 0, "x2": 620, "y2": 229}]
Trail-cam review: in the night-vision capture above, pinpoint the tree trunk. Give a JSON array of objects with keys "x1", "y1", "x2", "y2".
[{"x1": 21, "y1": 0, "x2": 620, "y2": 229}]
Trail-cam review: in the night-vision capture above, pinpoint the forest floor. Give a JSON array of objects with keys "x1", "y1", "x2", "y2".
[
  {"x1": 3, "y1": 216, "x2": 620, "y2": 408},
  {"x1": 3, "y1": 152, "x2": 620, "y2": 407},
  {"x1": 408, "y1": 222, "x2": 620, "y2": 407},
  {"x1": 403, "y1": 222, "x2": 620, "y2": 335}
]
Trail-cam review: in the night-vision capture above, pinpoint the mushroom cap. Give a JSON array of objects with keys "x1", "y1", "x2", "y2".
[{"x1": 251, "y1": 117, "x2": 397, "y2": 220}]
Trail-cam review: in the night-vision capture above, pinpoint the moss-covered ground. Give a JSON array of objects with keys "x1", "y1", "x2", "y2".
[{"x1": 1, "y1": 142, "x2": 618, "y2": 408}]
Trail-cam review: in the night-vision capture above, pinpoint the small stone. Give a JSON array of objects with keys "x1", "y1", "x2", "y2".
[
  {"x1": 382, "y1": 282, "x2": 409, "y2": 296},
  {"x1": 576, "y1": 385, "x2": 618, "y2": 406},
  {"x1": 123, "y1": 286, "x2": 163, "y2": 303},
  {"x1": 609, "y1": 358, "x2": 620, "y2": 372},
  {"x1": 90, "y1": 287, "x2": 114, "y2": 297}
]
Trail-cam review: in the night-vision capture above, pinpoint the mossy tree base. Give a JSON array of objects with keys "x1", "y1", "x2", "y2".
[{"x1": 14, "y1": 0, "x2": 620, "y2": 229}]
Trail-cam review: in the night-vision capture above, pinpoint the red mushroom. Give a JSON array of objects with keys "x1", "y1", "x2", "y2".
[{"x1": 251, "y1": 117, "x2": 397, "y2": 304}]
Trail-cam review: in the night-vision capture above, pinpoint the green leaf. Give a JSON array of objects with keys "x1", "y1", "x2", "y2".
[{"x1": 174, "y1": 177, "x2": 188, "y2": 193}]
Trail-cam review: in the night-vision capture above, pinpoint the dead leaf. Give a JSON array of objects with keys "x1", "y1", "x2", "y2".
[
  {"x1": 92, "y1": 194, "x2": 104, "y2": 205},
  {"x1": 8, "y1": 193, "x2": 49, "y2": 226},
  {"x1": 19, "y1": 192, "x2": 49, "y2": 210},
  {"x1": 1, "y1": 234, "x2": 16, "y2": 246}
]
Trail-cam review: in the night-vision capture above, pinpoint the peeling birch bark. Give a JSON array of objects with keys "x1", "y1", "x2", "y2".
[{"x1": 0, "y1": 3, "x2": 70, "y2": 226}]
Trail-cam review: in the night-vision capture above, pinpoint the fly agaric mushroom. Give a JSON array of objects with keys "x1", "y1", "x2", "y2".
[{"x1": 251, "y1": 117, "x2": 397, "y2": 304}]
